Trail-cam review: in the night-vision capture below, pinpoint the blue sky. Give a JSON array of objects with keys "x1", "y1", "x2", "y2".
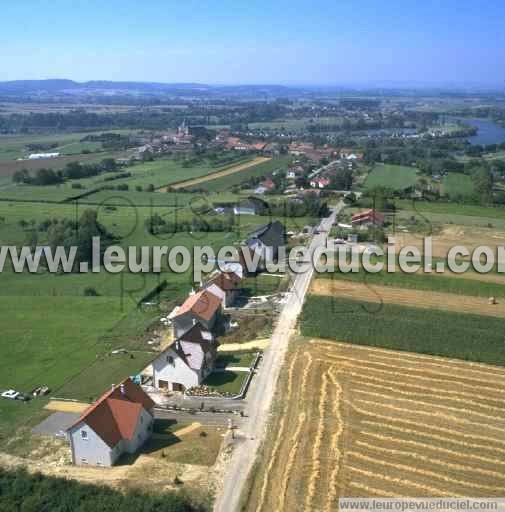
[{"x1": 1, "y1": 0, "x2": 504, "y2": 86}]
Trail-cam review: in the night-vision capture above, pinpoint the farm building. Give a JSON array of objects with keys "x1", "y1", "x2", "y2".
[
  {"x1": 151, "y1": 323, "x2": 218, "y2": 392},
  {"x1": 171, "y1": 289, "x2": 222, "y2": 338},
  {"x1": 204, "y1": 270, "x2": 242, "y2": 307},
  {"x1": 28, "y1": 152, "x2": 60, "y2": 159},
  {"x1": 67, "y1": 379, "x2": 155, "y2": 467},
  {"x1": 351, "y1": 209, "x2": 385, "y2": 228}
]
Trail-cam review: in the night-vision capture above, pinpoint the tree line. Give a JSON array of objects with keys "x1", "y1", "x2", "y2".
[{"x1": 0, "y1": 467, "x2": 205, "y2": 512}]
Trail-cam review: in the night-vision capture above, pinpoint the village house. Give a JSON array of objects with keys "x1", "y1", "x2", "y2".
[
  {"x1": 151, "y1": 323, "x2": 218, "y2": 392},
  {"x1": 254, "y1": 178, "x2": 275, "y2": 194},
  {"x1": 244, "y1": 221, "x2": 286, "y2": 269},
  {"x1": 310, "y1": 176, "x2": 331, "y2": 189},
  {"x1": 171, "y1": 289, "x2": 222, "y2": 338},
  {"x1": 66, "y1": 379, "x2": 155, "y2": 467},
  {"x1": 204, "y1": 270, "x2": 242, "y2": 307},
  {"x1": 351, "y1": 209, "x2": 385, "y2": 228}
]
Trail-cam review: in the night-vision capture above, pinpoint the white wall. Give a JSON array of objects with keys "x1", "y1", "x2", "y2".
[
  {"x1": 69, "y1": 421, "x2": 114, "y2": 467},
  {"x1": 152, "y1": 347, "x2": 200, "y2": 391}
]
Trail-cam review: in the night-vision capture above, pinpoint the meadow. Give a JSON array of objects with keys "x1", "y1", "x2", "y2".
[
  {"x1": 186, "y1": 156, "x2": 291, "y2": 192},
  {"x1": 363, "y1": 163, "x2": 418, "y2": 191},
  {"x1": 442, "y1": 173, "x2": 476, "y2": 200}
]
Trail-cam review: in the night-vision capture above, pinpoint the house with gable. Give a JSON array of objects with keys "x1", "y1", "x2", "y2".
[
  {"x1": 66, "y1": 379, "x2": 155, "y2": 467},
  {"x1": 151, "y1": 323, "x2": 218, "y2": 392},
  {"x1": 204, "y1": 270, "x2": 242, "y2": 307},
  {"x1": 171, "y1": 289, "x2": 222, "y2": 338},
  {"x1": 243, "y1": 220, "x2": 286, "y2": 270}
]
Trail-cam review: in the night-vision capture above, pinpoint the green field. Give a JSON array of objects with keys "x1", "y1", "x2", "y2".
[
  {"x1": 442, "y1": 173, "x2": 476, "y2": 199},
  {"x1": 301, "y1": 295, "x2": 505, "y2": 366},
  {"x1": 364, "y1": 164, "x2": 418, "y2": 191},
  {"x1": 394, "y1": 199, "x2": 505, "y2": 228},
  {"x1": 186, "y1": 156, "x2": 291, "y2": 192}
]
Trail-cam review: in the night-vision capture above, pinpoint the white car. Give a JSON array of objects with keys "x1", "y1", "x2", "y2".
[{"x1": 1, "y1": 389, "x2": 20, "y2": 400}]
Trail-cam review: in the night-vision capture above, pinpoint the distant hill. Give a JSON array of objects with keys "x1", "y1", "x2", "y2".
[{"x1": 0, "y1": 79, "x2": 299, "y2": 98}]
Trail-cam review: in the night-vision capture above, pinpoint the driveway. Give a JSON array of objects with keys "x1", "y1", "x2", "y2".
[{"x1": 32, "y1": 411, "x2": 80, "y2": 437}]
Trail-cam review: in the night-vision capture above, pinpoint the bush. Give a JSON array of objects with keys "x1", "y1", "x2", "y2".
[{"x1": 84, "y1": 287, "x2": 100, "y2": 297}]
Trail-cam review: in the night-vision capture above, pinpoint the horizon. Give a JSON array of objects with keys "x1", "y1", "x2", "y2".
[{"x1": 1, "y1": 0, "x2": 504, "y2": 86}]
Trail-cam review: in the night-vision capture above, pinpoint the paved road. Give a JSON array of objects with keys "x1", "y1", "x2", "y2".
[
  {"x1": 154, "y1": 408, "x2": 240, "y2": 427},
  {"x1": 213, "y1": 203, "x2": 341, "y2": 512}
]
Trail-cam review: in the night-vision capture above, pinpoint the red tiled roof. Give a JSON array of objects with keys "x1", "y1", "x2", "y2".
[
  {"x1": 207, "y1": 271, "x2": 241, "y2": 292},
  {"x1": 174, "y1": 289, "x2": 221, "y2": 322},
  {"x1": 351, "y1": 209, "x2": 385, "y2": 223},
  {"x1": 67, "y1": 378, "x2": 154, "y2": 448}
]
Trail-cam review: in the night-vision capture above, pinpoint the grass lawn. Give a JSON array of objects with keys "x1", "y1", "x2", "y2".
[
  {"x1": 301, "y1": 294, "x2": 505, "y2": 365},
  {"x1": 142, "y1": 425, "x2": 223, "y2": 466},
  {"x1": 240, "y1": 274, "x2": 287, "y2": 297},
  {"x1": 202, "y1": 370, "x2": 248, "y2": 395},
  {"x1": 215, "y1": 351, "x2": 257, "y2": 368},
  {"x1": 364, "y1": 164, "x2": 418, "y2": 191},
  {"x1": 442, "y1": 173, "x2": 476, "y2": 199}
]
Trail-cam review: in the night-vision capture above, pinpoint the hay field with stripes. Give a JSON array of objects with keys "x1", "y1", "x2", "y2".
[{"x1": 243, "y1": 339, "x2": 505, "y2": 511}]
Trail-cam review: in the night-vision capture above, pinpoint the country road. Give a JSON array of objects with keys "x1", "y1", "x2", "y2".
[{"x1": 213, "y1": 202, "x2": 342, "y2": 512}]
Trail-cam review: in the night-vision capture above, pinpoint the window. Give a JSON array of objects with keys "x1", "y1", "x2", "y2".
[
  {"x1": 140, "y1": 416, "x2": 143, "y2": 424},
  {"x1": 81, "y1": 458, "x2": 88, "y2": 464},
  {"x1": 167, "y1": 355, "x2": 174, "y2": 364},
  {"x1": 81, "y1": 430, "x2": 88, "y2": 440}
]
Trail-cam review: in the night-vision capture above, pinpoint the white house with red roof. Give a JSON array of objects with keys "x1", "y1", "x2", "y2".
[{"x1": 66, "y1": 379, "x2": 155, "y2": 467}]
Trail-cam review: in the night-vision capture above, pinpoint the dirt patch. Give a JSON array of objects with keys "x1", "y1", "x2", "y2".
[
  {"x1": 162, "y1": 157, "x2": 270, "y2": 190},
  {"x1": 218, "y1": 339, "x2": 270, "y2": 352},
  {"x1": 173, "y1": 422, "x2": 202, "y2": 437},
  {"x1": 45, "y1": 400, "x2": 89, "y2": 414},
  {"x1": 394, "y1": 225, "x2": 505, "y2": 263},
  {"x1": 310, "y1": 279, "x2": 505, "y2": 318},
  {"x1": 244, "y1": 340, "x2": 505, "y2": 510}
]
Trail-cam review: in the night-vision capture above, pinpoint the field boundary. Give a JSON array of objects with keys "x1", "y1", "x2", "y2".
[{"x1": 160, "y1": 156, "x2": 271, "y2": 190}]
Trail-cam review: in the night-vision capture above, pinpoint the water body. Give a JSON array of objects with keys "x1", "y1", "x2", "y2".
[
  {"x1": 350, "y1": 127, "x2": 417, "y2": 137},
  {"x1": 453, "y1": 117, "x2": 505, "y2": 146}
]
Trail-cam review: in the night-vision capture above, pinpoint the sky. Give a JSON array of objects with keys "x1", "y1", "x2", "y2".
[{"x1": 0, "y1": 0, "x2": 504, "y2": 86}]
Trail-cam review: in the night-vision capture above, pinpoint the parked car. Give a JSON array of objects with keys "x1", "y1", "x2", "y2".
[
  {"x1": 1, "y1": 389, "x2": 31, "y2": 401},
  {"x1": 1, "y1": 390, "x2": 20, "y2": 400}
]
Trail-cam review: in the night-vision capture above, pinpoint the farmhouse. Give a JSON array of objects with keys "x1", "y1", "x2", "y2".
[
  {"x1": 310, "y1": 176, "x2": 331, "y2": 189},
  {"x1": 244, "y1": 220, "x2": 286, "y2": 268},
  {"x1": 67, "y1": 379, "x2": 155, "y2": 467},
  {"x1": 205, "y1": 270, "x2": 242, "y2": 307},
  {"x1": 151, "y1": 323, "x2": 218, "y2": 392},
  {"x1": 351, "y1": 208, "x2": 385, "y2": 228},
  {"x1": 172, "y1": 289, "x2": 222, "y2": 338}
]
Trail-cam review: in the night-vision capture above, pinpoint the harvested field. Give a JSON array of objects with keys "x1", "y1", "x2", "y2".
[
  {"x1": 310, "y1": 278, "x2": 505, "y2": 318},
  {"x1": 163, "y1": 156, "x2": 270, "y2": 190},
  {"x1": 394, "y1": 225, "x2": 505, "y2": 262},
  {"x1": 243, "y1": 340, "x2": 505, "y2": 511}
]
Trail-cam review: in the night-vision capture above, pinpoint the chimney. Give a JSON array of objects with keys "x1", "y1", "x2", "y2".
[
  {"x1": 189, "y1": 287, "x2": 195, "y2": 296},
  {"x1": 111, "y1": 384, "x2": 115, "y2": 391},
  {"x1": 120, "y1": 383, "x2": 125, "y2": 395}
]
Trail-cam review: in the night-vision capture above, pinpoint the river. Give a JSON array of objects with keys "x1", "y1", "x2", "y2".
[{"x1": 453, "y1": 117, "x2": 505, "y2": 146}]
